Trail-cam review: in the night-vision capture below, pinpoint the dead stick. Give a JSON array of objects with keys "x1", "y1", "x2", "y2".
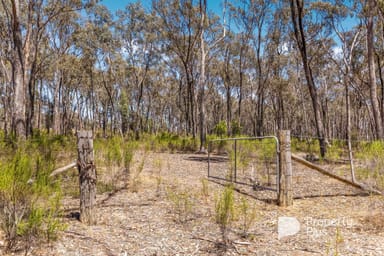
[{"x1": 49, "y1": 162, "x2": 77, "y2": 177}]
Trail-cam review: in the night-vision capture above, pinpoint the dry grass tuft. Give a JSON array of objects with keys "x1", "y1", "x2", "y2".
[{"x1": 361, "y1": 213, "x2": 384, "y2": 232}]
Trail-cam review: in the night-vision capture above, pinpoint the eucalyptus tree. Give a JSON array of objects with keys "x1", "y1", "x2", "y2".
[
  {"x1": 289, "y1": 0, "x2": 330, "y2": 157},
  {"x1": 72, "y1": 3, "x2": 115, "y2": 133},
  {"x1": 265, "y1": 3, "x2": 291, "y2": 131},
  {"x1": 366, "y1": 0, "x2": 383, "y2": 139},
  {"x1": 315, "y1": 1, "x2": 362, "y2": 181},
  {"x1": 115, "y1": 2, "x2": 161, "y2": 139},
  {"x1": 0, "y1": 0, "x2": 95, "y2": 139},
  {"x1": 153, "y1": 0, "x2": 202, "y2": 137},
  {"x1": 44, "y1": 6, "x2": 81, "y2": 135},
  {"x1": 232, "y1": 0, "x2": 273, "y2": 136},
  {"x1": 197, "y1": 0, "x2": 226, "y2": 151},
  {"x1": 219, "y1": 31, "x2": 237, "y2": 136}
]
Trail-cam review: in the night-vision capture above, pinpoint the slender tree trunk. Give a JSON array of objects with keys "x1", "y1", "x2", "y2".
[
  {"x1": 345, "y1": 78, "x2": 356, "y2": 182},
  {"x1": 290, "y1": 0, "x2": 327, "y2": 157},
  {"x1": 11, "y1": 0, "x2": 26, "y2": 140},
  {"x1": 224, "y1": 46, "x2": 232, "y2": 136},
  {"x1": 198, "y1": 0, "x2": 207, "y2": 152},
  {"x1": 13, "y1": 59, "x2": 26, "y2": 140},
  {"x1": 377, "y1": 54, "x2": 384, "y2": 129},
  {"x1": 238, "y1": 48, "x2": 244, "y2": 126},
  {"x1": 367, "y1": 0, "x2": 383, "y2": 139},
  {"x1": 53, "y1": 71, "x2": 62, "y2": 135}
]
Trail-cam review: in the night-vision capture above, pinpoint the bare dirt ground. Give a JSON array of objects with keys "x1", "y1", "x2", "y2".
[{"x1": 2, "y1": 151, "x2": 384, "y2": 256}]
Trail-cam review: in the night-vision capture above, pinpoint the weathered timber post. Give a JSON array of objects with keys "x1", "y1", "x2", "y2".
[
  {"x1": 77, "y1": 131, "x2": 97, "y2": 224},
  {"x1": 278, "y1": 130, "x2": 293, "y2": 206}
]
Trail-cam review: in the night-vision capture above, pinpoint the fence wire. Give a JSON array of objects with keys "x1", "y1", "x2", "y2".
[
  {"x1": 291, "y1": 135, "x2": 384, "y2": 191},
  {"x1": 208, "y1": 136, "x2": 279, "y2": 191}
]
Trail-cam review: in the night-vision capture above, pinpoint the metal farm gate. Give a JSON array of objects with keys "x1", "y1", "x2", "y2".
[{"x1": 207, "y1": 136, "x2": 279, "y2": 193}]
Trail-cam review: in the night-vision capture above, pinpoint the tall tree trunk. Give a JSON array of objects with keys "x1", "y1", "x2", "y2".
[
  {"x1": 367, "y1": 0, "x2": 383, "y2": 139},
  {"x1": 345, "y1": 78, "x2": 356, "y2": 182},
  {"x1": 53, "y1": 71, "x2": 62, "y2": 135},
  {"x1": 256, "y1": 92, "x2": 264, "y2": 136},
  {"x1": 198, "y1": 0, "x2": 207, "y2": 152},
  {"x1": 290, "y1": 0, "x2": 327, "y2": 157},
  {"x1": 11, "y1": 0, "x2": 26, "y2": 140}
]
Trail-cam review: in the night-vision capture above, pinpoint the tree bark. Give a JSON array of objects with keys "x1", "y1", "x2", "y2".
[
  {"x1": 367, "y1": 0, "x2": 383, "y2": 139},
  {"x1": 289, "y1": 0, "x2": 327, "y2": 157},
  {"x1": 11, "y1": 0, "x2": 26, "y2": 140},
  {"x1": 198, "y1": 0, "x2": 207, "y2": 152},
  {"x1": 77, "y1": 131, "x2": 97, "y2": 225},
  {"x1": 53, "y1": 71, "x2": 62, "y2": 135}
]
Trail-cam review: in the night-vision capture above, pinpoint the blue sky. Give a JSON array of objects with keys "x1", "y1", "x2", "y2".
[{"x1": 100, "y1": 0, "x2": 223, "y2": 14}]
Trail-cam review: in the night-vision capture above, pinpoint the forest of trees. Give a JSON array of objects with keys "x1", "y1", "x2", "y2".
[{"x1": 2, "y1": 0, "x2": 384, "y2": 150}]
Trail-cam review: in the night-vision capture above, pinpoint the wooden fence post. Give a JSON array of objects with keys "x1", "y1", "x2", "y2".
[
  {"x1": 278, "y1": 130, "x2": 293, "y2": 206},
  {"x1": 77, "y1": 130, "x2": 97, "y2": 224}
]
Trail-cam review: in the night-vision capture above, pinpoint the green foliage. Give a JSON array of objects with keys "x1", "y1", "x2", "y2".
[
  {"x1": 355, "y1": 141, "x2": 384, "y2": 189},
  {"x1": 238, "y1": 196, "x2": 258, "y2": 239},
  {"x1": 200, "y1": 178, "x2": 209, "y2": 200},
  {"x1": 355, "y1": 141, "x2": 384, "y2": 160},
  {"x1": 154, "y1": 159, "x2": 163, "y2": 195},
  {"x1": 228, "y1": 138, "x2": 277, "y2": 182},
  {"x1": 214, "y1": 121, "x2": 227, "y2": 138},
  {"x1": 215, "y1": 184, "x2": 235, "y2": 244},
  {"x1": 95, "y1": 136, "x2": 138, "y2": 168},
  {"x1": 97, "y1": 180, "x2": 115, "y2": 194},
  {"x1": 124, "y1": 142, "x2": 135, "y2": 171},
  {"x1": 94, "y1": 136, "x2": 139, "y2": 191},
  {"x1": 166, "y1": 186, "x2": 194, "y2": 224},
  {"x1": 326, "y1": 227, "x2": 344, "y2": 256},
  {"x1": 291, "y1": 138, "x2": 319, "y2": 155},
  {"x1": 0, "y1": 142, "x2": 65, "y2": 252},
  {"x1": 207, "y1": 135, "x2": 229, "y2": 154},
  {"x1": 325, "y1": 141, "x2": 344, "y2": 161},
  {"x1": 106, "y1": 136, "x2": 123, "y2": 167},
  {"x1": 143, "y1": 133, "x2": 197, "y2": 153},
  {"x1": 129, "y1": 153, "x2": 147, "y2": 193},
  {"x1": 231, "y1": 121, "x2": 241, "y2": 136}
]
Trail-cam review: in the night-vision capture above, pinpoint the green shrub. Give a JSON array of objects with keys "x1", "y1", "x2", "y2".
[
  {"x1": 166, "y1": 187, "x2": 194, "y2": 224},
  {"x1": 201, "y1": 178, "x2": 209, "y2": 200},
  {"x1": 354, "y1": 141, "x2": 384, "y2": 189},
  {"x1": 144, "y1": 133, "x2": 196, "y2": 153},
  {"x1": 214, "y1": 121, "x2": 227, "y2": 138},
  {"x1": 231, "y1": 121, "x2": 241, "y2": 136},
  {"x1": 129, "y1": 153, "x2": 147, "y2": 193},
  {"x1": 291, "y1": 137, "x2": 319, "y2": 155},
  {"x1": 0, "y1": 148, "x2": 65, "y2": 252},
  {"x1": 215, "y1": 184, "x2": 235, "y2": 245},
  {"x1": 238, "y1": 196, "x2": 258, "y2": 238}
]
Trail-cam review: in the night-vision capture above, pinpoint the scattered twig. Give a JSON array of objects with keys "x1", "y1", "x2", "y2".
[
  {"x1": 232, "y1": 241, "x2": 252, "y2": 246},
  {"x1": 49, "y1": 162, "x2": 77, "y2": 177},
  {"x1": 191, "y1": 235, "x2": 216, "y2": 244}
]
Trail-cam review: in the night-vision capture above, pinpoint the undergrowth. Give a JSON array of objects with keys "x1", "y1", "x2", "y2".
[{"x1": 0, "y1": 135, "x2": 68, "y2": 254}]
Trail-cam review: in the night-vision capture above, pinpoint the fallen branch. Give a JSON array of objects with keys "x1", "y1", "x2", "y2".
[
  {"x1": 49, "y1": 162, "x2": 77, "y2": 177},
  {"x1": 291, "y1": 154, "x2": 382, "y2": 195},
  {"x1": 233, "y1": 241, "x2": 252, "y2": 246}
]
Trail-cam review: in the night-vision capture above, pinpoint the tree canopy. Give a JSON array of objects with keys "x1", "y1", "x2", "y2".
[{"x1": 0, "y1": 0, "x2": 383, "y2": 146}]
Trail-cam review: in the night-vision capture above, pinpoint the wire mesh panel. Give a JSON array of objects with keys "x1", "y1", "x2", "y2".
[{"x1": 208, "y1": 137, "x2": 279, "y2": 190}]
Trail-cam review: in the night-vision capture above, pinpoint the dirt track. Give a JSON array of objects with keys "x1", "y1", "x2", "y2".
[{"x1": 4, "y1": 151, "x2": 384, "y2": 256}]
